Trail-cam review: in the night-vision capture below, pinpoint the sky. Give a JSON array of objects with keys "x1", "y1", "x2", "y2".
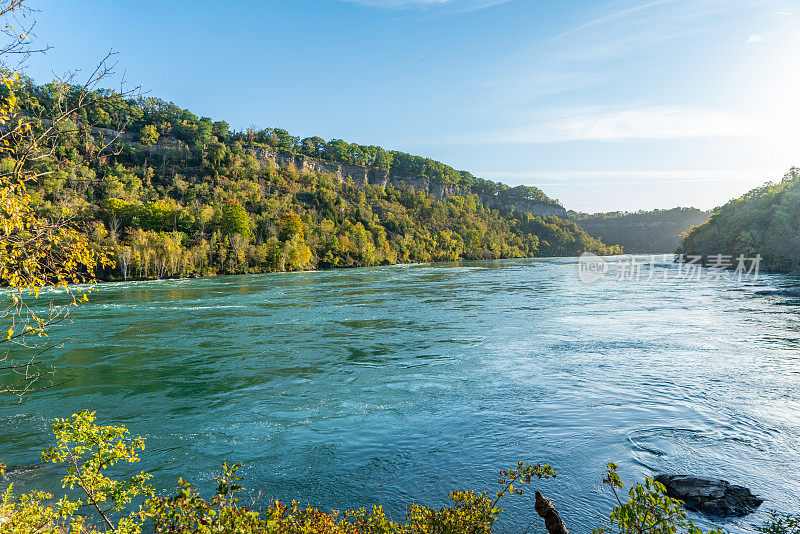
[{"x1": 20, "y1": 0, "x2": 800, "y2": 212}]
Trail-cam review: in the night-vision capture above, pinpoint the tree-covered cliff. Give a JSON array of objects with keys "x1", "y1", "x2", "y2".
[
  {"x1": 677, "y1": 168, "x2": 800, "y2": 272},
  {"x1": 4, "y1": 76, "x2": 619, "y2": 280},
  {"x1": 570, "y1": 208, "x2": 710, "y2": 254}
]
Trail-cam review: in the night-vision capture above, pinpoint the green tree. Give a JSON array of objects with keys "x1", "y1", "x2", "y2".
[
  {"x1": 284, "y1": 234, "x2": 312, "y2": 270},
  {"x1": 139, "y1": 124, "x2": 159, "y2": 146},
  {"x1": 220, "y1": 200, "x2": 252, "y2": 241},
  {"x1": 279, "y1": 212, "x2": 304, "y2": 241},
  {"x1": 195, "y1": 116, "x2": 213, "y2": 149},
  {"x1": 211, "y1": 120, "x2": 229, "y2": 139}
]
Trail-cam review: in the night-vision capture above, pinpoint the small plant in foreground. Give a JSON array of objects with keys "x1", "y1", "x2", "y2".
[
  {"x1": 147, "y1": 465, "x2": 267, "y2": 533},
  {"x1": 593, "y1": 463, "x2": 724, "y2": 534},
  {"x1": 758, "y1": 512, "x2": 800, "y2": 534},
  {"x1": 41, "y1": 410, "x2": 154, "y2": 533},
  {"x1": 1, "y1": 410, "x2": 153, "y2": 533},
  {"x1": 2, "y1": 411, "x2": 558, "y2": 533}
]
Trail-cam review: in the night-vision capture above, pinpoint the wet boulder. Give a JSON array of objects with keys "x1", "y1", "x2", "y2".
[{"x1": 654, "y1": 474, "x2": 763, "y2": 517}]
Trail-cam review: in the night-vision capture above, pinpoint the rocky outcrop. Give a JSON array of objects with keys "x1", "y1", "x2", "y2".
[
  {"x1": 654, "y1": 474, "x2": 763, "y2": 517},
  {"x1": 244, "y1": 144, "x2": 566, "y2": 216},
  {"x1": 483, "y1": 196, "x2": 567, "y2": 217},
  {"x1": 245, "y1": 145, "x2": 473, "y2": 200},
  {"x1": 246, "y1": 145, "x2": 371, "y2": 186},
  {"x1": 91, "y1": 125, "x2": 192, "y2": 159},
  {"x1": 88, "y1": 123, "x2": 566, "y2": 217}
]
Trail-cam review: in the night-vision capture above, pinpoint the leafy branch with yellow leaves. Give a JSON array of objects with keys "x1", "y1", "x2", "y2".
[{"x1": 0, "y1": 0, "x2": 143, "y2": 404}]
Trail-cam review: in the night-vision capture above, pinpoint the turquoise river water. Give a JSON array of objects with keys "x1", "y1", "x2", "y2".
[{"x1": 2, "y1": 256, "x2": 800, "y2": 533}]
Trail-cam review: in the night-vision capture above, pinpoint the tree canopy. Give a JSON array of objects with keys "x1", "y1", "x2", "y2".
[{"x1": 678, "y1": 168, "x2": 800, "y2": 272}]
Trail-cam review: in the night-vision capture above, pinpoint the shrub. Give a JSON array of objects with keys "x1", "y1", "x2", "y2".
[{"x1": 1, "y1": 412, "x2": 556, "y2": 534}]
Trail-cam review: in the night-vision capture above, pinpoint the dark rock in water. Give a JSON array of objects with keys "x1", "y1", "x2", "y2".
[{"x1": 654, "y1": 474, "x2": 763, "y2": 517}]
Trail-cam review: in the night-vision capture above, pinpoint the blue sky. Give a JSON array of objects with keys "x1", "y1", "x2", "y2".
[{"x1": 23, "y1": 0, "x2": 800, "y2": 212}]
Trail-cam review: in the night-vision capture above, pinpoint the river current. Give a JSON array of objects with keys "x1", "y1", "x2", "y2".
[{"x1": 2, "y1": 256, "x2": 800, "y2": 533}]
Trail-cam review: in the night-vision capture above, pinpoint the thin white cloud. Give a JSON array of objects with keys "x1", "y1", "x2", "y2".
[
  {"x1": 442, "y1": 106, "x2": 766, "y2": 144},
  {"x1": 480, "y1": 70, "x2": 608, "y2": 105},
  {"x1": 486, "y1": 169, "x2": 768, "y2": 185},
  {"x1": 479, "y1": 0, "x2": 728, "y2": 109},
  {"x1": 345, "y1": 0, "x2": 449, "y2": 6},
  {"x1": 553, "y1": 0, "x2": 678, "y2": 40},
  {"x1": 549, "y1": 0, "x2": 727, "y2": 61},
  {"x1": 341, "y1": 0, "x2": 511, "y2": 11},
  {"x1": 746, "y1": 34, "x2": 765, "y2": 43},
  {"x1": 775, "y1": 11, "x2": 791, "y2": 15}
]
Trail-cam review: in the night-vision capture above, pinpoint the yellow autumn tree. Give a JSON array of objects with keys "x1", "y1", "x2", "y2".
[{"x1": 0, "y1": 2, "x2": 114, "y2": 401}]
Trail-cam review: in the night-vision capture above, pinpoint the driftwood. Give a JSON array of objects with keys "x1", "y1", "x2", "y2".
[{"x1": 535, "y1": 490, "x2": 569, "y2": 534}]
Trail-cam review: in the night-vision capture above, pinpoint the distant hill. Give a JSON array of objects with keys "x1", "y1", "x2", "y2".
[
  {"x1": 570, "y1": 208, "x2": 711, "y2": 254},
  {"x1": 678, "y1": 168, "x2": 800, "y2": 272}
]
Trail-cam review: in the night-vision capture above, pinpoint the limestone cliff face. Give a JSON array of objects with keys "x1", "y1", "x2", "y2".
[
  {"x1": 244, "y1": 145, "x2": 566, "y2": 218},
  {"x1": 482, "y1": 197, "x2": 567, "y2": 217},
  {"x1": 92, "y1": 126, "x2": 192, "y2": 159},
  {"x1": 245, "y1": 145, "x2": 470, "y2": 199},
  {"x1": 104, "y1": 128, "x2": 566, "y2": 218}
]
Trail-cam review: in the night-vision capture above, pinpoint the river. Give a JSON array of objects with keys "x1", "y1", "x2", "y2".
[{"x1": 2, "y1": 256, "x2": 799, "y2": 533}]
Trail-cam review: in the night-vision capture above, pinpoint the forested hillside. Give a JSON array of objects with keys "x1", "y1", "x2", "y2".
[
  {"x1": 5, "y1": 76, "x2": 619, "y2": 280},
  {"x1": 678, "y1": 168, "x2": 800, "y2": 272},
  {"x1": 570, "y1": 208, "x2": 710, "y2": 253}
]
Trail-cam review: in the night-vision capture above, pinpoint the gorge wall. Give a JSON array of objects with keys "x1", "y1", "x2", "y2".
[
  {"x1": 244, "y1": 145, "x2": 568, "y2": 218},
  {"x1": 99, "y1": 126, "x2": 567, "y2": 219}
]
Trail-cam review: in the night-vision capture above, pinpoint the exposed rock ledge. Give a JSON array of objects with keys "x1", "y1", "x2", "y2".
[
  {"x1": 86, "y1": 124, "x2": 568, "y2": 218},
  {"x1": 654, "y1": 474, "x2": 763, "y2": 517}
]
